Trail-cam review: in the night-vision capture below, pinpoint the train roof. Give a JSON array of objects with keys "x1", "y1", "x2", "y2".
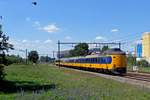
[
  {"x1": 60, "y1": 55, "x2": 108, "y2": 60},
  {"x1": 103, "y1": 48, "x2": 126, "y2": 55}
]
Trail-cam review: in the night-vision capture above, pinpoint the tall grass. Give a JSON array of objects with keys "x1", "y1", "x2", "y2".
[{"x1": 0, "y1": 64, "x2": 150, "y2": 100}]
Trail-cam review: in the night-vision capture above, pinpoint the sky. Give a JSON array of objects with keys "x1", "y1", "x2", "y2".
[{"x1": 0, "y1": 0, "x2": 150, "y2": 57}]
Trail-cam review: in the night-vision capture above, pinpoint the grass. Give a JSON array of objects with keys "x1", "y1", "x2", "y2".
[
  {"x1": 138, "y1": 67, "x2": 150, "y2": 73},
  {"x1": 0, "y1": 64, "x2": 150, "y2": 100},
  {"x1": 128, "y1": 65, "x2": 150, "y2": 73}
]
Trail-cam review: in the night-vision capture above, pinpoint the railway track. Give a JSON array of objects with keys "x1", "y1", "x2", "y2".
[{"x1": 124, "y1": 72, "x2": 150, "y2": 82}]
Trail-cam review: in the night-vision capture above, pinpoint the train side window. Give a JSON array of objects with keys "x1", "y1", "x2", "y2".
[
  {"x1": 81, "y1": 59, "x2": 84, "y2": 63},
  {"x1": 95, "y1": 58, "x2": 98, "y2": 63},
  {"x1": 89, "y1": 58, "x2": 91, "y2": 63},
  {"x1": 105, "y1": 57, "x2": 112, "y2": 64},
  {"x1": 93, "y1": 58, "x2": 96, "y2": 63},
  {"x1": 83, "y1": 59, "x2": 85, "y2": 63},
  {"x1": 102, "y1": 58, "x2": 106, "y2": 64},
  {"x1": 90, "y1": 58, "x2": 92, "y2": 63},
  {"x1": 92, "y1": 58, "x2": 94, "y2": 63},
  {"x1": 93, "y1": 58, "x2": 95, "y2": 63},
  {"x1": 88, "y1": 58, "x2": 90, "y2": 63},
  {"x1": 91, "y1": 58, "x2": 93, "y2": 63},
  {"x1": 86, "y1": 58, "x2": 89, "y2": 63},
  {"x1": 90, "y1": 58, "x2": 91, "y2": 63},
  {"x1": 97, "y1": 58, "x2": 101, "y2": 63},
  {"x1": 82, "y1": 59, "x2": 84, "y2": 63}
]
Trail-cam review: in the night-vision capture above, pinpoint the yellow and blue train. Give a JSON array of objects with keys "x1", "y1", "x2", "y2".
[{"x1": 56, "y1": 48, "x2": 127, "y2": 74}]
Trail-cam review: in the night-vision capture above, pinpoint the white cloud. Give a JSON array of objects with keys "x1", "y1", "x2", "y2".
[
  {"x1": 135, "y1": 40, "x2": 142, "y2": 44},
  {"x1": 65, "y1": 36, "x2": 72, "y2": 40},
  {"x1": 32, "y1": 21, "x2": 60, "y2": 33},
  {"x1": 111, "y1": 29, "x2": 119, "y2": 32},
  {"x1": 34, "y1": 40, "x2": 40, "y2": 43},
  {"x1": 8, "y1": 39, "x2": 57, "y2": 58},
  {"x1": 95, "y1": 36, "x2": 106, "y2": 40},
  {"x1": 41, "y1": 24, "x2": 59, "y2": 33},
  {"x1": 33, "y1": 21, "x2": 41, "y2": 27},
  {"x1": 44, "y1": 39, "x2": 53, "y2": 44},
  {"x1": 22, "y1": 40, "x2": 28, "y2": 43}
]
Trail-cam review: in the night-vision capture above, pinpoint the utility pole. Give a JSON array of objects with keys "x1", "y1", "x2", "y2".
[
  {"x1": 119, "y1": 42, "x2": 121, "y2": 49},
  {"x1": 53, "y1": 51, "x2": 55, "y2": 59},
  {"x1": 25, "y1": 49, "x2": 28, "y2": 64},
  {"x1": 58, "y1": 40, "x2": 60, "y2": 68}
]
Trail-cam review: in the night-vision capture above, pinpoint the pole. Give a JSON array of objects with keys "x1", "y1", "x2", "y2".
[
  {"x1": 119, "y1": 42, "x2": 121, "y2": 49},
  {"x1": 58, "y1": 40, "x2": 60, "y2": 68},
  {"x1": 53, "y1": 51, "x2": 55, "y2": 59},
  {"x1": 25, "y1": 49, "x2": 28, "y2": 64}
]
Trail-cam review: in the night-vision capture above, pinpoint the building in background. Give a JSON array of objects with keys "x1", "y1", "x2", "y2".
[
  {"x1": 57, "y1": 50, "x2": 70, "y2": 58},
  {"x1": 142, "y1": 32, "x2": 150, "y2": 62},
  {"x1": 136, "y1": 41, "x2": 142, "y2": 58}
]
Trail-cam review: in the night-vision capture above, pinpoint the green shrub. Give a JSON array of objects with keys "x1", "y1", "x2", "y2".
[
  {"x1": 127, "y1": 55, "x2": 136, "y2": 66},
  {"x1": 0, "y1": 64, "x2": 6, "y2": 80},
  {"x1": 137, "y1": 60, "x2": 150, "y2": 67}
]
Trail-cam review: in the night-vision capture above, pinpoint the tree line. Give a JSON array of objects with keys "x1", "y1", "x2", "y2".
[{"x1": 62, "y1": 43, "x2": 109, "y2": 58}]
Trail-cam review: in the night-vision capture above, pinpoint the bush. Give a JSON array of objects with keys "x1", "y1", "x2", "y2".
[
  {"x1": 127, "y1": 55, "x2": 136, "y2": 66},
  {"x1": 0, "y1": 64, "x2": 6, "y2": 81},
  {"x1": 6, "y1": 55, "x2": 24, "y2": 65},
  {"x1": 137, "y1": 60, "x2": 150, "y2": 67}
]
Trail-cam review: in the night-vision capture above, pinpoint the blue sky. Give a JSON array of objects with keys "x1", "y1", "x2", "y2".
[{"x1": 0, "y1": 0, "x2": 150, "y2": 57}]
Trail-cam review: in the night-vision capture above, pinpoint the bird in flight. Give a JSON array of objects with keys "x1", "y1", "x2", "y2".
[{"x1": 32, "y1": 1, "x2": 37, "y2": 6}]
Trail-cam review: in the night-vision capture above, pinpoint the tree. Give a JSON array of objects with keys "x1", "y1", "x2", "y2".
[
  {"x1": 127, "y1": 54, "x2": 136, "y2": 66},
  {"x1": 70, "y1": 43, "x2": 89, "y2": 56},
  {"x1": 101, "y1": 46, "x2": 109, "y2": 53},
  {"x1": 137, "y1": 60, "x2": 150, "y2": 67},
  {"x1": 28, "y1": 51, "x2": 39, "y2": 63},
  {"x1": 6, "y1": 55, "x2": 24, "y2": 65},
  {"x1": 0, "y1": 24, "x2": 13, "y2": 80},
  {"x1": 40, "y1": 56, "x2": 51, "y2": 63}
]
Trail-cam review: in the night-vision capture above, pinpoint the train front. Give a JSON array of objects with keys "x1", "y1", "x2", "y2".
[{"x1": 104, "y1": 48, "x2": 127, "y2": 74}]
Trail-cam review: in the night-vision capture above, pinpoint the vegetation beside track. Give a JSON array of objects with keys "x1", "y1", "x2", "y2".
[{"x1": 0, "y1": 64, "x2": 150, "y2": 100}]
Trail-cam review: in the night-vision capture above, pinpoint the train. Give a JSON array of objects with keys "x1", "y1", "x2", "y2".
[{"x1": 55, "y1": 48, "x2": 127, "y2": 74}]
